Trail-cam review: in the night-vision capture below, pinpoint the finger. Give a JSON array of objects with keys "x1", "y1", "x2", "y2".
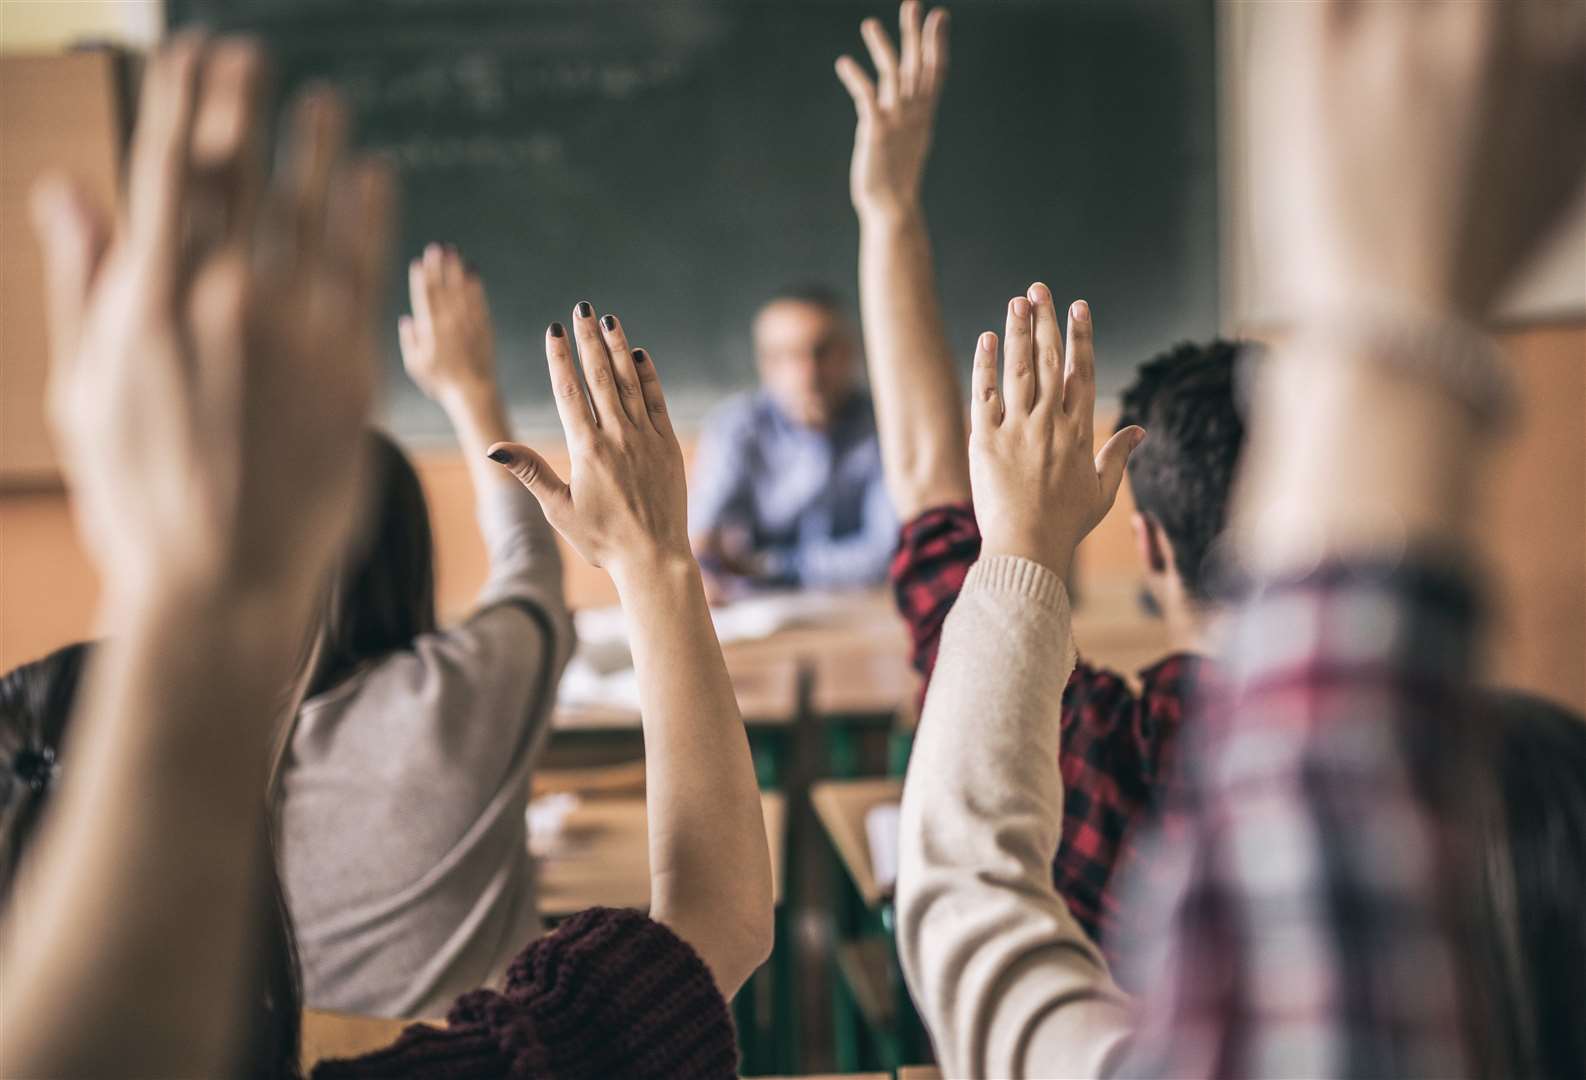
[
  {"x1": 441, "y1": 244, "x2": 462, "y2": 288},
  {"x1": 598, "y1": 312, "x2": 645, "y2": 426},
  {"x1": 969, "y1": 331, "x2": 1001, "y2": 433},
  {"x1": 330, "y1": 161, "x2": 395, "y2": 336},
  {"x1": 1026, "y1": 282, "x2": 1064, "y2": 412},
  {"x1": 421, "y1": 241, "x2": 446, "y2": 320},
  {"x1": 486, "y1": 442, "x2": 572, "y2": 521},
  {"x1": 861, "y1": 17, "x2": 901, "y2": 108},
  {"x1": 899, "y1": 1, "x2": 923, "y2": 98},
  {"x1": 571, "y1": 300, "x2": 627, "y2": 427},
  {"x1": 190, "y1": 38, "x2": 267, "y2": 245},
  {"x1": 834, "y1": 56, "x2": 878, "y2": 120},
  {"x1": 1095, "y1": 426, "x2": 1146, "y2": 512},
  {"x1": 1002, "y1": 296, "x2": 1036, "y2": 416},
  {"x1": 126, "y1": 33, "x2": 205, "y2": 282},
  {"x1": 921, "y1": 7, "x2": 951, "y2": 98},
  {"x1": 632, "y1": 347, "x2": 676, "y2": 439},
  {"x1": 398, "y1": 314, "x2": 419, "y2": 361},
  {"x1": 1062, "y1": 299, "x2": 1096, "y2": 435},
  {"x1": 30, "y1": 176, "x2": 110, "y2": 372},
  {"x1": 280, "y1": 87, "x2": 349, "y2": 258},
  {"x1": 545, "y1": 321, "x2": 596, "y2": 443},
  {"x1": 407, "y1": 256, "x2": 432, "y2": 329}
]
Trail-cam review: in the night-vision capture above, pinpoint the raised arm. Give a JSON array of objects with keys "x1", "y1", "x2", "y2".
[
  {"x1": 836, "y1": 2, "x2": 970, "y2": 519},
  {"x1": 896, "y1": 287, "x2": 1144, "y2": 1077},
  {"x1": 398, "y1": 244, "x2": 565, "y2": 611},
  {"x1": 3, "y1": 41, "x2": 389, "y2": 1076},
  {"x1": 487, "y1": 306, "x2": 774, "y2": 998}
]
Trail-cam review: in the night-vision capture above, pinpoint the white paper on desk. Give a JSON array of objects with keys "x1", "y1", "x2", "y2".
[
  {"x1": 527, "y1": 792, "x2": 581, "y2": 856},
  {"x1": 866, "y1": 801, "x2": 902, "y2": 891},
  {"x1": 556, "y1": 648, "x2": 641, "y2": 711}
]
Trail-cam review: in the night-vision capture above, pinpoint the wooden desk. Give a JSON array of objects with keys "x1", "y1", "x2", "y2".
[
  {"x1": 539, "y1": 791, "x2": 785, "y2": 916},
  {"x1": 554, "y1": 654, "x2": 801, "y2": 731},
  {"x1": 897, "y1": 1067, "x2": 943, "y2": 1080},
  {"x1": 810, "y1": 777, "x2": 903, "y2": 909},
  {"x1": 301, "y1": 1010, "x2": 440, "y2": 1069}
]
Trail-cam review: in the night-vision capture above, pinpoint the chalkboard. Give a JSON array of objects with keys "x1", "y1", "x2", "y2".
[{"x1": 168, "y1": 0, "x2": 1217, "y2": 441}]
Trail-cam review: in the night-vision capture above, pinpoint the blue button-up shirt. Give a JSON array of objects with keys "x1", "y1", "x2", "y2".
[{"x1": 688, "y1": 390, "x2": 896, "y2": 590}]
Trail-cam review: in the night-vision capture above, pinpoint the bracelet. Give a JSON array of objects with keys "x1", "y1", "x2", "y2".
[{"x1": 1276, "y1": 309, "x2": 1519, "y2": 436}]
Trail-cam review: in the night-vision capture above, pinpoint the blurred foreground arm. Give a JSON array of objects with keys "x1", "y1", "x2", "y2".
[
  {"x1": 838, "y1": 2, "x2": 970, "y2": 519},
  {"x1": 2, "y1": 40, "x2": 390, "y2": 1077},
  {"x1": 1124, "y1": 4, "x2": 1586, "y2": 1076},
  {"x1": 488, "y1": 305, "x2": 773, "y2": 998}
]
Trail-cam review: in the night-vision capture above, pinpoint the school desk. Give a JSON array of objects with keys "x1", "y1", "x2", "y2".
[
  {"x1": 537, "y1": 791, "x2": 785, "y2": 916},
  {"x1": 301, "y1": 1009, "x2": 439, "y2": 1070},
  {"x1": 810, "y1": 778, "x2": 902, "y2": 910},
  {"x1": 897, "y1": 1068, "x2": 944, "y2": 1080}
]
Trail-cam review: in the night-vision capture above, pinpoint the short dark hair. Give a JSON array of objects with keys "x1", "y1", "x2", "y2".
[
  {"x1": 765, "y1": 282, "x2": 847, "y2": 316},
  {"x1": 1115, "y1": 340, "x2": 1252, "y2": 599}
]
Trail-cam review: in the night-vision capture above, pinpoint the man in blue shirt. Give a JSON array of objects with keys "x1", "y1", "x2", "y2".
[{"x1": 689, "y1": 285, "x2": 896, "y2": 598}]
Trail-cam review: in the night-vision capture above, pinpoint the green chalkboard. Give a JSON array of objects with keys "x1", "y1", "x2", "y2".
[{"x1": 168, "y1": 0, "x2": 1217, "y2": 441}]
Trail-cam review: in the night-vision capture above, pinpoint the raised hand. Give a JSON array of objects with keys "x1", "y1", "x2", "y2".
[
  {"x1": 486, "y1": 305, "x2": 689, "y2": 580},
  {"x1": 32, "y1": 37, "x2": 393, "y2": 602},
  {"x1": 399, "y1": 243, "x2": 497, "y2": 404},
  {"x1": 836, "y1": 1, "x2": 950, "y2": 221},
  {"x1": 970, "y1": 284, "x2": 1144, "y2": 579},
  {"x1": 1255, "y1": 0, "x2": 1586, "y2": 317}
]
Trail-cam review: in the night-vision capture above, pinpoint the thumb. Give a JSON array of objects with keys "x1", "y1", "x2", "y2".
[
  {"x1": 486, "y1": 442, "x2": 570, "y2": 515},
  {"x1": 30, "y1": 174, "x2": 108, "y2": 372},
  {"x1": 1094, "y1": 426, "x2": 1146, "y2": 510}
]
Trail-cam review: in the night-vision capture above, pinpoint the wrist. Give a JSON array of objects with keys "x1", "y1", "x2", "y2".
[
  {"x1": 607, "y1": 549, "x2": 701, "y2": 598},
  {"x1": 857, "y1": 199, "x2": 924, "y2": 233},
  {"x1": 436, "y1": 377, "x2": 503, "y2": 417},
  {"x1": 979, "y1": 536, "x2": 1074, "y2": 583}
]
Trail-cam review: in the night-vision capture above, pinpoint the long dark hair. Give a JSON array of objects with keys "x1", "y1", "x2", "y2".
[
  {"x1": 0, "y1": 643, "x2": 304, "y2": 1079},
  {"x1": 1469, "y1": 690, "x2": 1586, "y2": 1078},
  {"x1": 301, "y1": 429, "x2": 437, "y2": 701}
]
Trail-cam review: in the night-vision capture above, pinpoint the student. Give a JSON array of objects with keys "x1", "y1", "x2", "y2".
[
  {"x1": 3, "y1": 39, "x2": 769, "y2": 1078},
  {"x1": 689, "y1": 286, "x2": 896, "y2": 597},
  {"x1": 892, "y1": 1, "x2": 1586, "y2": 1075},
  {"x1": 835, "y1": 1, "x2": 1249, "y2": 958},
  {"x1": 279, "y1": 244, "x2": 573, "y2": 1019}
]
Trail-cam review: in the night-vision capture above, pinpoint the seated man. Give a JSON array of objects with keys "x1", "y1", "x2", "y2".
[
  {"x1": 835, "y1": 3, "x2": 1247, "y2": 968},
  {"x1": 689, "y1": 285, "x2": 896, "y2": 597}
]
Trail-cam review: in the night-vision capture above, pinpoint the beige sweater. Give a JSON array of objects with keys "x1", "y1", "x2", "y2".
[{"x1": 897, "y1": 555, "x2": 1135, "y2": 1078}]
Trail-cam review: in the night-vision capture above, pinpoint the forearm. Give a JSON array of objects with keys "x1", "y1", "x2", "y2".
[
  {"x1": 897, "y1": 556, "x2": 1131, "y2": 1079},
  {"x1": 440, "y1": 381, "x2": 520, "y2": 497},
  {"x1": 610, "y1": 557, "x2": 773, "y2": 997},
  {"x1": 858, "y1": 208, "x2": 971, "y2": 517},
  {"x1": 0, "y1": 580, "x2": 315, "y2": 1077}
]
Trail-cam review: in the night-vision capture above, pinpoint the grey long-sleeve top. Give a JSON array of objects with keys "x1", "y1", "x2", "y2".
[{"x1": 280, "y1": 483, "x2": 574, "y2": 1019}]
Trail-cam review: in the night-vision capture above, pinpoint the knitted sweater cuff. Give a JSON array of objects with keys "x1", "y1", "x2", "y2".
[{"x1": 963, "y1": 555, "x2": 1071, "y2": 616}]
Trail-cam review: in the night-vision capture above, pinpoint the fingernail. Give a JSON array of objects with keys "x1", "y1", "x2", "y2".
[
  {"x1": 1071, "y1": 299, "x2": 1090, "y2": 322},
  {"x1": 1012, "y1": 297, "x2": 1030, "y2": 318},
  {"x1": 601, "y1": 314, "x2": 616, "y2": 331},
  {"x1": 548, "y1": 322, "x2": 564, "y2": 338},
  {"x1": 1131, "y1": 428, "x2": 1147, "y2": 448},
  {"x1": 1028, "y1": 282, "x2": 1051, "y2": 303},
  {"x1": 979, "y1": 331, "x2": 997, "y2": 351},
  {"x1": 487, "y1": 448, "x2": 512, "y2": 464},
  {"x1": 633, "y1": 348, "x2": 648, "y2": 364},
  {"x1": 576, "y1": 301, "x2": 593, "y2": 318}
]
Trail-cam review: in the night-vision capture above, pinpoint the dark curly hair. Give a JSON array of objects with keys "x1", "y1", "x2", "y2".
[{"x1": 1115, "y1": 340, "x2": 1254, "y2": 599}]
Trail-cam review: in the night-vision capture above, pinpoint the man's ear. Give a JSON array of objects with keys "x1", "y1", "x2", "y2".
[{"x1": 1131, "y1": 512, "x2": 1169, "y2": 576}]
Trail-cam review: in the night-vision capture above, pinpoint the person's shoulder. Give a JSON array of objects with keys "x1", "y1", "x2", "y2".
[{"x1": 702, "y1": 389, "x2": 768, "y2": 429}]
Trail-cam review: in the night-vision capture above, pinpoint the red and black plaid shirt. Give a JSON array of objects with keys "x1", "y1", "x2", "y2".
[{"x1": 890, "y1": 503, "x2": 1197, "y2": 970}]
